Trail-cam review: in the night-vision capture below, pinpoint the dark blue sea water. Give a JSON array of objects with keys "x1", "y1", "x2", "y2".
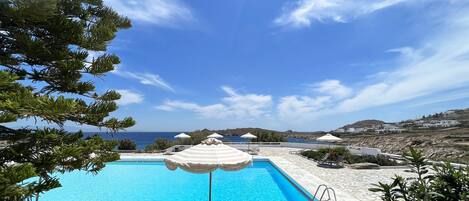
[{"x1": 83, "y1": 132, "x2": 314, "y2": 150}]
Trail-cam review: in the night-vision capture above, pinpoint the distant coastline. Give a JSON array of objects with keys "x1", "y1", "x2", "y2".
[{"x1": 84, "y1": 132, "x2": 320, "y2": 150}]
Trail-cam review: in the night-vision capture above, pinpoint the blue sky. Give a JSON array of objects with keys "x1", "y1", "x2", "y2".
[{"x1": 8, "y1": 0, "x2": 469, "y2": 132}]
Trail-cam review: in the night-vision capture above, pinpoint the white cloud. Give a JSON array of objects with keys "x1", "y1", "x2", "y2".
[
  {"x1": 156, "y1": 100, "x2": 228, "y2": 118},
  {"x1": 156, "y1": 86, "x2": 273, "y2": 119},
  {"x1": 276, "y1": 80, "x2": 349, "y2": 121},
  {"x1": 407, "y1": 90, "x2": 469, "y2": 108},
  {"x1": 113, "y1": 68, "x2": 174, "y2": 92},
  {"x1": 220, "y1": 86, "x2": 273, "y2": 118},
  {"x1": 387, "y1": 47, "x2": 423, "y2": 63},
  {"x1": 85, "y1": 51, "x2": 102, "y2": 63},
  {"x1": 335, "y1": 9, "x2": 469, "y2": 112},
  {"x1": 115, "y1": 89, "x2": 144, "y2": 105},
  {"x1": 277, "y1": 96, "x2": 331, "y2": 121},
  {"x1": 274, "y1": 0, "x2": 406, "y2": 28},
  {"x1": 278, "y1": 6, "x2": 469, "y2": 119},
  {"x1": 104, "y1": 0, "x2": 194, "y2": 27},
  {"x1": 314, "y1": 79, "x2": 351, "y2": 98}
]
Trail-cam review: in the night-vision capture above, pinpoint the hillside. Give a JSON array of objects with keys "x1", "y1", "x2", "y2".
[
  {"x1": 342, "y1": 120, "x2": 385, "y2": 129},
  {"x1": 192, "y1": 127, "x2": 322, "y2": 137},
  {"x1": 197, "y1": 128, "x2": 277, "y2": 136},
  {"x1": 341, "y1": 128, "x2": 469, "y2": 164},
  {"x1": 187, "y1": 108, "x2": 469, "y2": 163},
  {"x1": 420, "y1": 108, "x2": 469, "y2": 126},
  {"x1": 334, "y1": 108, "x2": 469, "y2": 164}
]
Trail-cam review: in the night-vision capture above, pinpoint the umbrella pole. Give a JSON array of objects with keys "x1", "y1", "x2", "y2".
[{"x1": 209, "y1": 172, "x2": 212, "y2": 201}]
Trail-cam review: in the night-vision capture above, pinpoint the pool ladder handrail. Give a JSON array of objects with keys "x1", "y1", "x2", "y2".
[{"x1": 313, "y1": 184, "x2": 337, "y2": 201}]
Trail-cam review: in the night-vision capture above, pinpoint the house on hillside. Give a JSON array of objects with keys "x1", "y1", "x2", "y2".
[
  {"x1": 421, "y1": 120, "x2": 460, "y2": 128},
  {"x1": 332, "y1": 127, "x2": 366, "y2": 134},
  {"x1": 418, "y1": 120, "x2": 460, "y2": 128},
  {"x1": 376, "y1": 124, "x2": 406, "y2": 134},
  {"x1": 347, "y1": 127, "x2": 369, "y2": 133}
]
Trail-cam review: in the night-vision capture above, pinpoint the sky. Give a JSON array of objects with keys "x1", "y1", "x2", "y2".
[{"x1": 7, "y1": 0, "x2": 469, "y2": 132}]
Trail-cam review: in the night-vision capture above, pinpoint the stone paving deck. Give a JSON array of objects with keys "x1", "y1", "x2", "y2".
[{"x1": 259, "y1": 147, "x2": 415, "y2": 201}]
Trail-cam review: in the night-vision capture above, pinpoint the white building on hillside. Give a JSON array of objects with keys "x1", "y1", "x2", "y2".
[
  {"x1": 376, "y1": 124, "x2": 406, "y2": 134},
  {"x1": 346, "y1": 127, "x2": 366, "y2": 133},
  {"x1": 419, "y1": 120, "x2": 460, "y2": 128}
]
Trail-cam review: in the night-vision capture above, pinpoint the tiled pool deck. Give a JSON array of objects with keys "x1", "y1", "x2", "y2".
[{"x1": 120, "y1": 147, "x2": 415, "y2": 201}]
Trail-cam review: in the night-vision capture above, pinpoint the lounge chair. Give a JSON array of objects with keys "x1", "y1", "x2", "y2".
[
  {"x1": 163, "y1": 148, "x2": 174, "y2": 155},
  {"x1": 177, "y1": 145, "x2": 186, "y2": 152},
  {"x1": 318, "y1": 153, "x2": 330, "y2": 162},
  {"x1": 317, "y1": 153, "x2": 344, "y2": 168},
  {"x1": 289, "y1": 149, "x2": 310, "y2": 155},
  {"x1": 247, "y1": 147, "x2": 259, "y2": 155}
]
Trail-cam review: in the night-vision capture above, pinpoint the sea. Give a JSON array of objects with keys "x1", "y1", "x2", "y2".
[{"x1": 83, "y1": 132, "x2": 317, "y2": 150}]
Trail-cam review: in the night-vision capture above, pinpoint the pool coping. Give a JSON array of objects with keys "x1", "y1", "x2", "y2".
[
  {"x1": 260, "y1": 158, "x2": 316, "y2": 200},
  {"x1": 266, "y1": 156, "x2": 359, "y2": 201},
  {"x1": 118, "y1": 154, "x2": 359, "y2": 201}
]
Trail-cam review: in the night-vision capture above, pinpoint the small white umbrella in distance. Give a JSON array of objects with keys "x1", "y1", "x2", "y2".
[
  {"x1": 165, "y1": 138, "x2": 252, "y2": 201},
  {"x1": 240, "y1": 132, "x2": 257, "y2": 139},
  {"x1": 241, "y1": 133, "x2": 257, "y2": 150},
  {"x1": 316, "y1": 133, "x2": 342, "y2": 143},
  {"x1": 174, "y1": 133, "x2": 191, "y2": 139},
  {"x1": 317, "y1": 133, "x2": 343, "y2": 152},
  {"x1": 207, "y1": 133, "x2": 223, "y2": 138}
]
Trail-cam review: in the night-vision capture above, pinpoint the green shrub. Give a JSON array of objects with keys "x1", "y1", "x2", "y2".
[
  {"x1": 117, "y1": 139, "x2": 136, "y2": 150},
  {"x1": 346, "y1": 154, "x2": 399, "y2": 166},
  {"x1": 369, "y1": 148, "x2": 469, "y2": 201},
  {"x1": 325, "y1": 147, "x2": 349, "y2": 157},
  {"x1": 187, "y1": 132, "x2": 209, "y2": 145},
  {"x1": 301, "y1": 147, "x2": 349, "y2": 161},
  {"x1": 184, "y1": 129, "x2": 214, "y2": 145},
  {"x1": 174, "y1": 138, "x2": 192, "y2": 146},
  {"x1": 301, "y1": 149, "x2": 326, "y2": 161},
  {"x1": 144, "y1": 138, "x2": 173, "y2": 151},
  {"x1": 254, "y1": 131, "x2": 286, "y2": 142},
  {"x1": 300, "y1": 147, "x2": 398, "y2": 166}
]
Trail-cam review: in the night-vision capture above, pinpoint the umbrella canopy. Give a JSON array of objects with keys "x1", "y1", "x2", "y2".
[
  {"x1": 174, "y1": 133, "x2": 191, "y2": 139},
  {"x1": 240, "y1": 133, "x2": 257, "y2": 139},
  {"x1": 207, "y1": 133, "x2": 223, "y2": 139},
  {"x1": 165, "y1": 138, "x2": 252, "y2": 173},
  {"x1": 241, "y1": 132, "x2": 257, "y2": 151},
  {"x1": 165, "y1": 138, "x2": 253, "y2": 201},
  {"x1": 317, "y1": 133, "x2": 343, "y2": 143}
]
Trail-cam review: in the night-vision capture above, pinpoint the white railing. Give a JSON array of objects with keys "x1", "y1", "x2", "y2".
[{"x1": 224, "y1": 142, "x2": 333, "y2": 149}]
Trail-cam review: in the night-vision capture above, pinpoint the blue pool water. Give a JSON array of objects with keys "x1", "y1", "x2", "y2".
[{"x1": 38, "y1": 161, "x2": 314, "y2": 201}]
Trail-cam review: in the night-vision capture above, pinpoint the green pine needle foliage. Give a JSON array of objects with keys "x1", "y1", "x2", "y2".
[{"x1": 1, "y1": 0, "x2": 136, "y2": 200}]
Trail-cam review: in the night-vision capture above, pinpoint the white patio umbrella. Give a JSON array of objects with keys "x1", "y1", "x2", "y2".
[
  {"x1": 207, "y1": 133, "x2": 223, "y2": 138},
  {"x1": 165, "y1": 138, "x2": 252, "y2": 201},
  {"x1": 240, "y1": 133, "x2": 257, "y2": 150},
  {"x1": 316, "y1": 133, "x2": 342, "y2": 143},
  {"x1": 317, "y1": 133, "x2": 343, "y2": 151},
  {"x1": 174, "y1": 133, "x2": 191, "y2": 139}
]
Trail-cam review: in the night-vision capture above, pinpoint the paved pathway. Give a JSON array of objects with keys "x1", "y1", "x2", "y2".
[{"x1": 259, "y1": 147, "x2": 415, "y2": 201}]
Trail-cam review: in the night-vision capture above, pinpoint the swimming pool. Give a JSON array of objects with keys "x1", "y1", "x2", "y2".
[{"x1": 38, "y1": 160, "x2": 314, "y2": 201}]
